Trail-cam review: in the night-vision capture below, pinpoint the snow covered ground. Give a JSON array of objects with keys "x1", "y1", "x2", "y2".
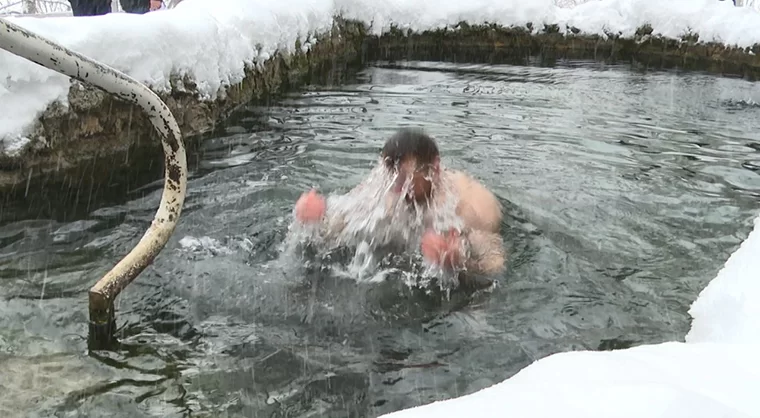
[
  {"x1": 381, "y1": 345, "x2": 760, "y2": 418},
  {"x1": 686, "y1": 215, "x2": 760, "y2": 345},
  {"x1": 2, "y1": 0, "x2": 760, "y2": 157},
  {"x1": 380, "y1": 215, "x2": 760, "y2": 418}
]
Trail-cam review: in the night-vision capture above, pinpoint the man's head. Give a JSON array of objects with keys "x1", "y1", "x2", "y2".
[{"x1": 381, "y1": 128, "x2": 441, "y2": 202}]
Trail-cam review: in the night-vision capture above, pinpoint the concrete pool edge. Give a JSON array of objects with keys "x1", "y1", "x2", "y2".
[{"x1": 4, "y1": 20, "x2": 760, "y2": 197}]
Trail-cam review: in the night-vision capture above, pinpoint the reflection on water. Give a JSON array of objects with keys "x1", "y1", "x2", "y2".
[{"x1": 2, "y1": 60, "x2": 760, "y2": 417}]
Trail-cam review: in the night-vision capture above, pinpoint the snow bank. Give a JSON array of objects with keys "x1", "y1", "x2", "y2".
[
  {"x1": 379, "y1": 214, "x2": 760, "y2": 417},
  {"x1": 3, "y1": 0, "x2": 760, "y2": 157},
  {"x1": 335, "y1": 0, "x2": 760, "y2": 46},
  {"x1": 686, "y1": 215, "x2": 760, "y2": 344},
  {"x1": 382, "y1": 342, "x2": 760, "y2": 418},
  {"x1": 559, "y1": 0, "x2": 760, "y2": 47},
  {"x1": 0, "y1": 0, "x2": 333, "y2": 156}
]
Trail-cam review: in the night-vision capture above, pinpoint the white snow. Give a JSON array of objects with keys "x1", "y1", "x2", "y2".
[
  {"x1": 3, "y1": 0, "x2": 760, "y2": 156},
  {"x1": 686, "y1": 214, "x2": 760, "y2": 345},
  {"x1": 337, "y1": 0, "x2": 760, "y2": 47},
  {"x1": 381, "y1": 342, "x2": 760, "y2": 418},
  {"x1": 380, "y1": 213, "x2": 760, "y2": 418},
  {"x1": 0, "y1": 0, "x2": 334, "y2": 156},
  {"x1": 0, "y1": 0, "x2": 72, "y2": 16},
  {"x1": 739, "y1": 0, "x2": 760, "y2": 13}
]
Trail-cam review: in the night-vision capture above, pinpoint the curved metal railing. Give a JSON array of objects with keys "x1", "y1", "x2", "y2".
[{"x1": 0, "y1": 17, "x2": 187, "y2": 349}]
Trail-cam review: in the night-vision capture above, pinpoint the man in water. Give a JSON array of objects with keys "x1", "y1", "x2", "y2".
[{"x1": 293, "y1": 128, "x2": 506, "y2": 290}]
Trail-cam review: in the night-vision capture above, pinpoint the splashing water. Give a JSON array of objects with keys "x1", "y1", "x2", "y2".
[{"x1": 280, "y1": 158, "x2": 468, "y2": 290}]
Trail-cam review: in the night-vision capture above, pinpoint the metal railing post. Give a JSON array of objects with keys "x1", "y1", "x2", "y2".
[{"x1": 0, "y1": 17, "x2": 188, "y2": 349}]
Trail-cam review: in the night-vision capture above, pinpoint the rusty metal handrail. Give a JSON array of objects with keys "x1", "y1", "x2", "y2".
[{"x1": 0, "y1": 17, "x2": 187, "y2": 349}]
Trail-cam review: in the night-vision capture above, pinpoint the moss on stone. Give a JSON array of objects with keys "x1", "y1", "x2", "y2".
[{"x1": 368, "y1": 22, "x2": 760, "y2": 82}]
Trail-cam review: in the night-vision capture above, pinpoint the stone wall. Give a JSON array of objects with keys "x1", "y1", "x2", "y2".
[{"x1": 370, "y1": 23, "x2": 760, "y2": 79}]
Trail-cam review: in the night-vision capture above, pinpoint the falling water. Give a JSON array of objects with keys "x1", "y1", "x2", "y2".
[{"x1": 281, "y1": 158, "x2": 469, "y2": 290}]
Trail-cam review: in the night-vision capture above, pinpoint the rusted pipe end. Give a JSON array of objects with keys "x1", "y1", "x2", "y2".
[{"x1": 88, "y1": 290, "x2": 117, "y2": 350}]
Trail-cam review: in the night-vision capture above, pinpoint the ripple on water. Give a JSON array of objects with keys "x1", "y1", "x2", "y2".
[{"x1": 2, "y1": 60, "x2": 760, "y2": 417}]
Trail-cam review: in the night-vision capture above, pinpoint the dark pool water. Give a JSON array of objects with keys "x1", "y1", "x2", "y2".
[{"x1": 2, "y1": 60, "x2": 760, "y2": 417}]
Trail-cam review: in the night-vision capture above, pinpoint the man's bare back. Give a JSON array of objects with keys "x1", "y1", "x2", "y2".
[{"x1": 293, "y1": 129, "x2": 506, "y2": 289}]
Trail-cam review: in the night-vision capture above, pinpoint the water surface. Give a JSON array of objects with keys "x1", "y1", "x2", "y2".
[{"x1": 2, "y1": 60, "x2": 760, "y2": 417}]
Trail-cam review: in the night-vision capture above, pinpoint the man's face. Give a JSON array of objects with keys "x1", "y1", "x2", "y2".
[{"x1": 388, "y1": 157, "x2": 438, "y2": 203}]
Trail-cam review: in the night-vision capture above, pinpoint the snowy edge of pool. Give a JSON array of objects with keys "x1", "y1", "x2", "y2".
[
  {"x1": 4, "y1": 0, "x2": 760, "y2": 156},
  {"x1": 378, "y1": 219, "x2": 760, "y2": 418}
]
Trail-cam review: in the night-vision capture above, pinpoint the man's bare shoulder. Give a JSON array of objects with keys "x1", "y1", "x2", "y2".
[
  {"x1": 447, "y1": 168, "x2": 489, "y2": 186},
  {"x1": 444, "y1": 168, "x2": 503, "y2": 233},
  {"x1": 446, "y1": 170, "x2": 500, "y2": 205}
]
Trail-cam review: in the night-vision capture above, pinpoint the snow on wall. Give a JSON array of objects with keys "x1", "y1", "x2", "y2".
[{"x1": 0, "y1": 0, "x2": 333, "y2": 156}]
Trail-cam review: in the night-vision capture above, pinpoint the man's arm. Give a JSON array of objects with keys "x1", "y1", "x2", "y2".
[
  {"x1": 451, "y1": 170, "x2": 503, "y2": 234},
  {"x1": 296, "y1": 179, "x2": 370, "y2": 246},
  {"x1": 449, "y1": 171, "x2": 506, "y2": 288},
  {"x1": 464, "y1": 229, "x2": 506, "y2": 276},
  {"x1": 420, "y1": 226, "x2": 505, "y2": 289},
  {"x1": 318, "y1": 208, "x2": 347, "y2": 244}
]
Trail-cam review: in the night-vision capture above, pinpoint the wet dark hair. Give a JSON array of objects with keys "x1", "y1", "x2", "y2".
[{"x1": 381, "y1": 128, "x2": 440, "y2": 170}]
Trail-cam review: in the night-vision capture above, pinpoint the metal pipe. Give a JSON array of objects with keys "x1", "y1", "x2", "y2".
[{"x1": 0, "y1": 17, "x2": 187, "y2": 349}]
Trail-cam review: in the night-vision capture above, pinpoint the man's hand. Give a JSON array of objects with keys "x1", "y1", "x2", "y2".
[
  {"x1": 294, "y1": 189, "x2": 327, "y2": 224},
  {"x1": 421, "y1": 228, "x2": 465, "y2": 270}
]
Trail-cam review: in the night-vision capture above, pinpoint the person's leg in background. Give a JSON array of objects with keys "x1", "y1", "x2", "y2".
[
  {"x1": 120, "y1": 0, "x2": 150, "y2": 14},
  {"x1": 93, "y1": 0, "x2": 112, "y2": 14},
  {"x1": 69, "y1": 0, "x2": 112, "y2": 16}
]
